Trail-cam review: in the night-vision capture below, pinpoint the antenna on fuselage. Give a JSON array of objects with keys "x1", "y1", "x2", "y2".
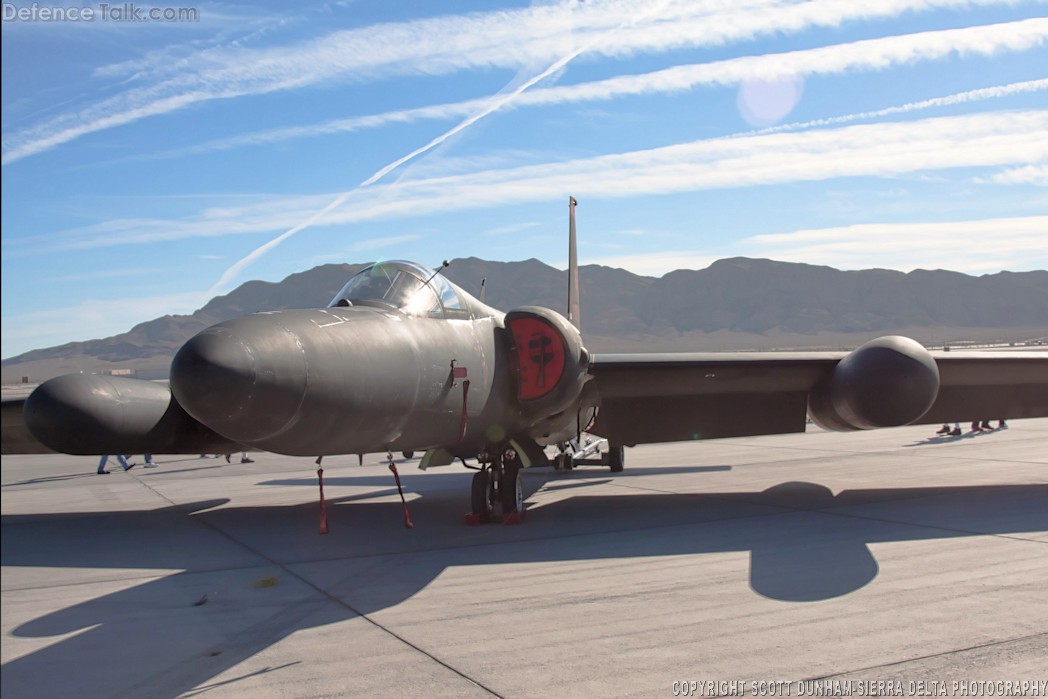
[
  {"x1": 424, "y1": 260, "x2": 450, "y2": 286},
  {"x1": 568, "y1": 196, "x2": 580, "y2": 330}
]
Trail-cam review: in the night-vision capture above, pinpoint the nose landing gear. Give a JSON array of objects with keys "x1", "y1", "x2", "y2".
[{"x1": 466, "y1": 447, "x2": 524, "y2": 525}]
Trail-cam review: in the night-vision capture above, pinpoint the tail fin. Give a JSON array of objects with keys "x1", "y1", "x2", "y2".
[{"x1": 567, "y1": 196, "x2": 580, "y2": 330}]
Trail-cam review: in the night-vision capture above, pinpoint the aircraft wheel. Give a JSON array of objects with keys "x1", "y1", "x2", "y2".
[
  {"x1": 556, "y1": 452, "x2": 574, "y2": 471},
  {"x1": 402, "y1": 451, "x2": 414, "y2": 459},
  {"x1": 499, "y1": 462, "x2": 523, "y2": 514},
  {"x1": 607, "y1": 445, "x2": 625, "y2": 473},
  {"x1": 471, "y1": 470, "x2": 493, "y2": 522}
]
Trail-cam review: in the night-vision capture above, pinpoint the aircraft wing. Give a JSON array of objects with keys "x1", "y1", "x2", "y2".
[
  {"x1": 584, "y1": 347, "x2": 1048, "y2": 447},
  {"x1": 920, "y1": 350, "x2": 1048, "y2": 423},
  {"x1": 2, "y1": 395, "x2": 51, "y2": 454}
]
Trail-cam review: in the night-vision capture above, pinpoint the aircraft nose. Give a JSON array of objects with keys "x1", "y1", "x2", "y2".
[{"x1": 170, "y1": 317, "x2": 307, "y2": 442}]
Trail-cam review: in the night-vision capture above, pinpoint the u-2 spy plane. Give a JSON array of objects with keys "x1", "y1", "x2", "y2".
[{"x1": 6, "y1": 198, "x2": 1048, "y2": 524}]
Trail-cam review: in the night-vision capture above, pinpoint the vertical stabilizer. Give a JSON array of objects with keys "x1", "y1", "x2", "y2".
[{"x1": 567, "y1": 196, "x2": 580, "y2": 330}]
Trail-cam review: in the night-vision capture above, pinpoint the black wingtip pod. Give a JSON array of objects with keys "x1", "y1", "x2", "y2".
[{"x1": 809, "y1": 335, "x2": 940, "y2": 431}]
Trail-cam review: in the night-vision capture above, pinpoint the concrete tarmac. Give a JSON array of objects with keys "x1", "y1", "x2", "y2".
[{"x1": 2, "y1": 421, "x2": 1046, "y2": 698}]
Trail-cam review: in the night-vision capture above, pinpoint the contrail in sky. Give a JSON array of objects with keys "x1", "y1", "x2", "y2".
[
  {"x1": 753, "y1": 78, "x2": 1048, "y2": 135},
  {"x1": 149, "y1": 18, "x2": 1045, "y2": 161},
  {"x1": 208, "y1": 2, "x2": 667, "y2": 295}
]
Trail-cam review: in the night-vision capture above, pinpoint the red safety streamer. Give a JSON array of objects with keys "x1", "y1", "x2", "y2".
[
  {"x1": 459, "y1": 379, "x2": 471, "y2": 441},
  {"x1": 317, "y1": 467, "x2": 329, "y2": 535},
  {"x1": 388, "y1": 458, "x2": 414, "y2": 529}
]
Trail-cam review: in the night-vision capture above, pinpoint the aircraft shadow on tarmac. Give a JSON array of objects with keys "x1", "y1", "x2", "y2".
[
  {"x1": 905, "y1": 427, "x2": 1007, "y2": 447},
  {"x1": 3, "y1": 480, "x2": 1046, "y2": 698},
  {"x1": 257, "y1": 463, "x2": 733, "y2": 489},
  {"x1": 2, "y1": 461, "x2": 231, "y2": 487}
]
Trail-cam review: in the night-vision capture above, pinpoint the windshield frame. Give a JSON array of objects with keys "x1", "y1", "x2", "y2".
[{"x1": 328, "y1": 261, "x2": 470, "y2": 319}]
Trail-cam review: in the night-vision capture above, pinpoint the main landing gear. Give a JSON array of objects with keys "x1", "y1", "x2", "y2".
[
  {"x1": 467, "y1": 447, "x2": 524, "y2": 525},
  {"x1": 553, "y1": 436, "x2": 625, "y2": 473}
]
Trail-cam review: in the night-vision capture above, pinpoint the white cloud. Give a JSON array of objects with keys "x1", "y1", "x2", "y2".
[
  {"x1": 584, "y1": 216, "x2": 1048, "y2": 277},
  {"x1": 2, "y1": 0, "x2": 1026, "y2": 164},
  {"x1": 974, "y1": 164, "x2": 1048, "y2": 186},
  {"x1": 760, "y1": 79, "x2": 1048, "y2": 134},
  {"x1": 0, "y1": 290, "x2": 210, "y2": 359},
  {"x1": 207, "y1": 3, "x2": 645, "y2": 295},
  {"x1": 347, "y1": 233, "x2": 421, "y2": 252},
  {"x1": 303, "y1": 233, "x2": 423, "y2": 265},
  {"x1": 484, "y1": 222, "x2": 544, "y2": 236},
  {"x1": 49, "y1": 266, "x2": 166, "y2": 283},
  {"x1": 526, "y1": 19, "x2": 1048, "y2": 107},
  {"x1": 742, "y1": 216, "x2": 1048, "y2": 273},
  {"x1": 19, "y1": 110, "x2": 1048, "y2": 254},
  {"x1": 154, "y1": 22, "x2": 1048, "y2": 158},
  {"x1": 6, "y1": 193, "x2": 337, "y2": 252}
]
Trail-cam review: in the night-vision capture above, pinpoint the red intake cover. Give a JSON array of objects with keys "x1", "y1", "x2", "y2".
[{"x1": 508, "y1": 316, "x2": 566, "y2": 400}]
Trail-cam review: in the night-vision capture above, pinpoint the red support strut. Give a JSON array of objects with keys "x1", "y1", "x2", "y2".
[
  {"x1": 388, "y1": 457, "x2": 414, "y2": 529},
  {"x1": 317, "y1": 466, "x2": 329, "y2": 535},
  {"x1": 459, "y1": 379, "x2": 471, "y2": 441}
]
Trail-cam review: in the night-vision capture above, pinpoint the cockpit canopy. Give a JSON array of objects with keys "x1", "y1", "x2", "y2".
[{"x1": 328, "y1": 260, "x2": 467, "y2": 318}]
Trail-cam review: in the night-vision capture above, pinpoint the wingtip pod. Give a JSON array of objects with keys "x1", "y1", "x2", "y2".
[
  {"x1": 24, "y1": 374, "x2": 239, "y2": 455},
  {"x1": 808, "y1": 336, "x2": 940, "y2": 431}
]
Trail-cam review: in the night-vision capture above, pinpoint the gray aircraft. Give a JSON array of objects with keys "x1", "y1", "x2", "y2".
[{"x1": 5, "y1": 197, "x2": 1048, "y2": 522}]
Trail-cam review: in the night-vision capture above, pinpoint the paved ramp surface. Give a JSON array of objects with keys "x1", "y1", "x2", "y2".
[{"x1": 3, "y1": 421, "x2": 1047, "y2": 697}]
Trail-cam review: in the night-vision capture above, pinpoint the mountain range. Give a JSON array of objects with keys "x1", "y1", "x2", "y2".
[{"x1": 4, "y1": 257, "x2": 1047, "y2": 383}]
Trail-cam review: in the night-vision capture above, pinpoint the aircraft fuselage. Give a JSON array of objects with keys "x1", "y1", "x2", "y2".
[{"x1": 170, "y1": 305, "x2": 520, "y2": 457}]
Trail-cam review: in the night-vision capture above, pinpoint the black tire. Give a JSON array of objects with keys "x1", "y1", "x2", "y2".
[
  {"x1": 556, "y1": 452, "x2": 574, "y2": 471},
  {"x1": 607, "y1": 445, "x2": 625, "y2": 473},
  {"x1": 402, "y1": 451, "x2": 414, "y2": 459},
  {"x1": 499, "y1": 462, "x2": 524, "y2": 514},
  {"x1": 471, "y1": 470, "x2": 493, "y2": 522}
]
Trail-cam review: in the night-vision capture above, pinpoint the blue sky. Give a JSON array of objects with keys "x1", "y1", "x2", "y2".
[{"x1": 2, "y1": 0, "x2": 1046, "y2": 358}]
